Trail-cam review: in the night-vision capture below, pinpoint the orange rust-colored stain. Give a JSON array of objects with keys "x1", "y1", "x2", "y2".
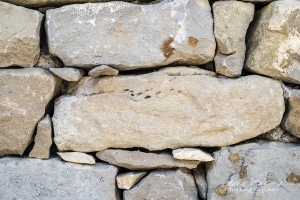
[
  {"x1": 188, "y1": 36, "x2": 198, "y2": 47},
  {"x1": 160, "y1": 37, "x2": 175, "y2": 59},
  {"x1": 286, "y1": 173, "x2": 300, "y2": 183}
]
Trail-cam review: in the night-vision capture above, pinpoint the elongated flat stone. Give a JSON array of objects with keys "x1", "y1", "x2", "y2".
[
  {"x1": 53, "y1": 72, "x2": 284, "y2": 152},
  {"x1": 45, "y1": 0, "x2": 215, "y2": 70},
  {"x1": 57, "y1": 152, "x2": 96, "y2": 164}
]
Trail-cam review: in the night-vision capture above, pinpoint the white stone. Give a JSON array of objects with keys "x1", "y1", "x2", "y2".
[
  {"x1": 116, "y1": 171, "x2": 147, "y2": 190},
  {"x1": 49, "y1": 67, "x2": 84, "y2": 81},
  {"x1": 173, "y1": 148, "x2": 214, "y2": 161},
  {"x1": 159, "y1": 66, "x2": 216, "y2": 76},
  {"x1": 88, "y1": 65, "x2": 119, "y2": 77}
]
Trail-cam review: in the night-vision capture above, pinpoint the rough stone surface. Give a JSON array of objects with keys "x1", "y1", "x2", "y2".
[
  {"x1": 245, "y1": 0, "x2": 300, "y2": 84},
  {"x1": 116, "y1": 171, "x2": 147, "y2": 190},
  {"x1": 173, "y1": 148, "x2": 214, "y2": 161},
  {"x1": 0, "y1": 68, "x2": 60, "y2": 156},
  {"x1": 53, "y1": 72, "x2": 284, "y2": 152},
  {"x1": 45, "y1": 0, "x2": 215, "y2": 70},
  {"x1": 261, "y1": 126, "x2": 300, "y2": 143},
  {"x1": 0, "y1": 157, "x2": 119, "y2": 200},
  {"x1": 213, "y1": 1, "x2": 254, "y2": 77},
  {"x1": 35, "y1": 51, "x2": 64, "y2": 69},
  {"x1": 29, "y1": 115, "x2": 53, "y2": 159},
  {"x1": 57, "y1": 152, "x2": 96, "y2": 164},
  {"x1": 88, "y1": 65, "x2": 119, "y2": 77},
  {"x1": 49, "y1": 67, "x2": 84, "y2": 81},
  {"x1": 0, "y1": 2, "x2": 43, "y2": 68},
  {"x1": 96, "y1": 149, "x2": 200, "y2": 170},
  {"x1": 124, "y1": 169, "x2": 198, "y2": 200},
  {"x1": 159, "y1": 66, "x2": 216, "y2": 76},
  {"x1": 206, "y1": 142, "x2": 300, "y2": 200},
  {"x1": 193, "y1": 166, "x2": 207, "y2": 199},
  {"x1": 282, "y1": 88, "x2": 300, "y2": 138}
]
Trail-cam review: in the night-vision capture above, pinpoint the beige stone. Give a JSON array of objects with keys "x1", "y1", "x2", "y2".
[
  {"x1": 116, "y1": 171, "x2": 147, "y2": 190},
  {"x1": 29, "y1": 115, "x2": 53, "y2": 159},
  {"x1": 0, "y1": 68, "x2": 60, "y2": 156},
  {"x1": 172, "y1": 148, "x2": 214, "y2": 161},
  {"x1": 96, "y1": 149, "x2": 200, "y2": 170},
  {"x1": 158, "y1": 66, "x2": 216, "y2": 76},
  {"x1": 57, "y1": 152, "x2": 96, "y2": 165},
  {"x1": 35, "y1": 51, "x2": 64, "y2": 69},
  {"x1": 245, "y1": 0, "x2": 300, "y2": 84},
  {"x1": 49, "y1": 67, "x2": 84, "y2": 81},
  {"x1": 213, "y1": 1, "x2": 254, "y2": 77},
  {"x1": 88, "y1": 65, "x2": 119, "y2": 77},
  {"x1": 0, "y1": 2, "x2": 43, "y2": 68},
  {"x1": 53, "y1": 72, "x2": 284, "y2": 152}
]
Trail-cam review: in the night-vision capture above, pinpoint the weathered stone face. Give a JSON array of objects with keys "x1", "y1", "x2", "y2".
[
  {"x1": 0, "y1": 2, "x2": 43, "y2": 68},
  {"x1": 45, "y1": 0, "x2": 215, "y2": 70},
  {"x1": 206, "y1": 142, "x2": 300, "y2": 200},
  {"x1": 123, "y1": 169, "x2": 198, "y2": 200},
  {"x1": 245, "y1": 0, "x2": 300, "y2": 84},
  {"x1": 0, "y1": 157, "x2": 119, "y2": 199},
  {"x1": 0, "y1": 68, "x2": 61, "y2": 156},
  {"x1": 53, "y1": 72, "x2": 284, "y2": 152}
]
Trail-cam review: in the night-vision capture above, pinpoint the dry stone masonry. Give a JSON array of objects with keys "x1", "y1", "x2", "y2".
[{"x1": 0, "y1": 0, "x2": 300, "y2": 199}]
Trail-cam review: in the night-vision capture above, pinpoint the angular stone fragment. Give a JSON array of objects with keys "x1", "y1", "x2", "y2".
[
  {"x1": 116, "y1": 171, "x2": 147, "y2": 190},
  {"x1": 193, "y1": 166, "x2": 207, "y2": 199},
  {"x1": 124, "y1": 169, "x2": 198, "y2": 200},
  {"x1": 282, "y1": 88, "x2": 300, "y2": 138},
  {"x1": 213, "y1": 1, "x2": 254, "y2": 77},
  {"x1": 96, "y1": 149, "x2": 200, "y2": 170},
  {"x1": 0, "y1": 68, "x2": 60, "y2": 156},
  {"x1": 88, "y1": 65, "x2": 119, "y2": 77},
  {"x1": 173, "y1": 148, "x2": 214, "y2": 161},
  {"x1": 53, "y1": 72, "x2": 284, "y2": 152},
  {"x1": 29, "y1": 115, "x2": 53, "y2": 159},
  {"x1": 159, "y1": 66, "x2": 216, "y2": 76},
  {"x1": 49, "y1": 67, "x2": 84, "y2": 81},
  {"x1": 0, "y1": 157, "x2": 119, "y2": 199},
  {"x1": 0, "y1": 2, "x2": 43, "y2": 68},
  {"x1": 245, "y1": 0, "x2": 300, "y2": 84},
  {"x1": 57, "y1": 152, "x2": 96, "y2": 164},
  {"x1": 35, "y1": 51, "x2": 64, "y2": 69},
  {"x1": 45, "y1": 0, "x2": 215, "y2": 70},
  {"x1": 206, "y1": 142, "x2": 300, "y2": 200}
]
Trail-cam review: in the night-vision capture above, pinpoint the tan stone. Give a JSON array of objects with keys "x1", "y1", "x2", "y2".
[
  {"x1": 57, "y1": 152, "x2": 96, "y2": 165},
  {"x1": 116, "y1": 171, "x2": 147, "y2": 190},
  {"x1": 158, "y1": 66, "x2": 216, "y2": 76},
  {"x1": 35, "y1": 51, "x2": 64, "y2": 69},
  {"x1": 49, "y1": 67, "x2": 84, "y2": 82},
  {"x1": 0, "y1": 68, "x2": 60, "y2": 156},
  {"x1": 29, "y1": 115, "x2": 53, "y2": 159},
  {"x1": 88, "y1": 65, "x2": 119, "y2": 77},
  {"x1": 172, "y1": 148, "x2": 214, "y2": 161},
  {"x1": 96, "y1": 149, "x2": 200, "y2": 170},
  {"x1": 245, "y1": 0, "x2": 300, "y2": 84},
  {"x1": 53, "y1": 72, "x2": 284, "y2": 152}
]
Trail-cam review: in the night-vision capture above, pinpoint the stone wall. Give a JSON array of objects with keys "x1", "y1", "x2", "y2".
[{"x1": 0, "y1": 0, "x2": 300, "y2": 199}]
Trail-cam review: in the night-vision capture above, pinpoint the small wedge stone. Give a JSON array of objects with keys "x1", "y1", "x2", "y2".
[
  {"x1": 117, "y1": 171, "x2": 147, "y2": 190},
  {"x1": 173, "y1": 148, "x2": 214, "y2": 161},
  {"x1": 57, "y1": 152, "x2": 96, "y2": 165},
  {"x1": 49, "y1": 67, "x2": 84, "y2": 81},
  {"x1": 88, "y1": 65, "x2": 119, "y2": 77}
]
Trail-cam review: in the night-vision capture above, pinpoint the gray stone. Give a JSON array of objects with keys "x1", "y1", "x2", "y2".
[
  {"x1": 0, "y1": 157, "x2": 119, "y2": 200},
  {"x1": 206, "y1": 142, "x2": 300, "y2": 200},
  {"x1": 45, "y1": 0, "x2": 215, "y2": 70},
  {"x1": 261, "y1": 126, "x2": 300, "y2": 143},
  {"x1": 88, "y1": 65, "x2": 119, "y2": 77},
  {"x1": 213, "y1": 1, "x2": 254, "y2": 77},
  {"x1": 282, "y1": 88, "x2": 300, "y2": 138},
  {"x1": 29, "y1": 115, "x2": 53, "y2": 159},
  {"x1": 124, "y1": 169, "x2": 198, "y2": 200},
  {"x1": 57, "y1": 152, "x2": 96, "y2": 164},
  {"x1": 0, "y1": 68, "x2": 61, "y2": 156},
  {"x1": 53, "y1": 72, "x2": 284, "y2": 152},
  {"x1": 116, "y1": 171, "x2": 147, "y2": 190},
  {"x1": 193, "y1": 166, "x2": 207, "y2": 199},
  {"x1": 172, "y1": 148, "x2": 214, "y2": 161},
  {"x1": 49, "y1": 67, "x2": 84, "y2": 81},
  {"x1": 159, "y1": 66, "x2": 216, "y2": 76},
  {"x1": 0, "y1": 2, "x2": 43, "y2": 68},
  {"x1": 245, "y1": 0, "x2": 300, "y2": 84},
  {"x1": 96, "y1": 149, "x2": 200, "y2": 170}
]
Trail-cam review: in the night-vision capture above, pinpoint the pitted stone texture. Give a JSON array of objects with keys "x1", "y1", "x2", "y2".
[
  {"x1": 159, "y1": 66, "x2": 216, "y2": 76},
  {"x1": 53, "y1": 72, "x2": 284, "y2": 152},
  {"x1": 124, "y1": 169, "x2": 198, "y2": 200},
  {"x1": 89, "y1": 65, "x2": 119, "y2": 77},
  {"x1": 0, "y1": 68, "x2": 60, "y2": 156},
  {"x1": 117, "y1": 171, "x2": 147, "y2": 190},
  {"x1": 45, "y1": 0, "x2": 215, "y2": 70},
  {"x1": 213, "y1": 1, "x2": 254, "y2": 77},
  {"x1": 206, "y1": 142, "x2": 300, "y2": 200},
  {"x1": 0, "y1": 157, "x2": 119, "y2": 200},
  {"x1": 96, "y1": 149, "x2": 200, "y2": 170},
  {"x1": 57, "y1": 152, "x2": 96, "y2": 164},
  {"x1": 282, "y1": 88, "x2": 300, "y2": 138},
  {"x1": 245, "y1": 0, "x2": 300, "y2": 84},
  {"x1": 49, "y1": 67, "x2": 84, "y2": 81},
  {"x1": 0, "y1": 2, "x2": 43, "y2": 68},
  {"x1": 29, "y1": 115, "x2": 52, "y2": 159}
]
